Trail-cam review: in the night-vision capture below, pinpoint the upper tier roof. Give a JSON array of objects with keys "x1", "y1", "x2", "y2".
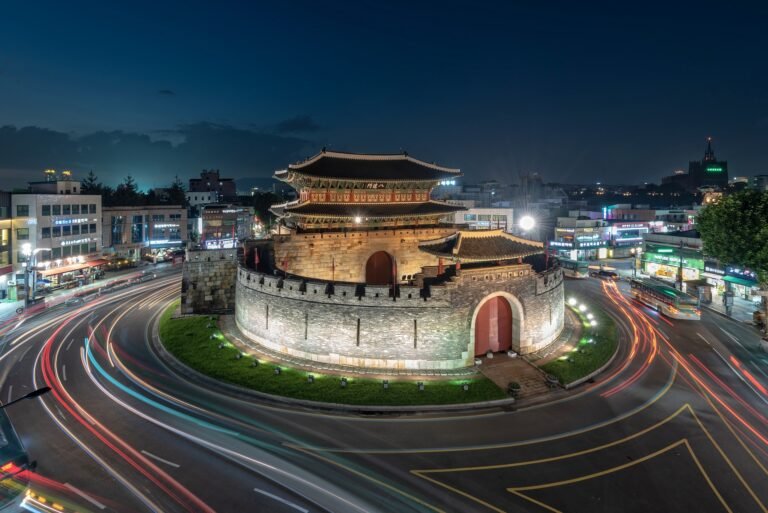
[
  {"x1": 275, "y1": 200, "x2": 465, "y2": 219},
  {"x1": 274, "y1": 150, "x2": 462, "y2": 182},
  {"x1": 419, "y1": 230, "x2": 544, "y2": 262}
]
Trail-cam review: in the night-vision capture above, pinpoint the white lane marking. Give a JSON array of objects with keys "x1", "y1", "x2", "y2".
[
  {"x1": 62, "y1": 364, "x2": 67, "y2": 382},
  {"x1": 6, "y1": 385, "x2": 11, "y2": 404},
  {"x1": 709, "y1": 347, "x2": 768, "y2": 406},
  {"x1": 697, "y1": 333, "x2": 711, "y2": 345},
  {"x1": 140, "y1": 450, "x2": 180, "y2": 468},
  {"x1": 253, "y1": 488, "x2": 309, "y2": 513},
  {"x1": 65, "y1": 338, "x2": 74, "y2": 351},
  {"x1": 64, "y1": 482, "x2": 106, "y2": 510},
  {"x1": 719, "y1": 327, "x2": 741, "y2": 345}
]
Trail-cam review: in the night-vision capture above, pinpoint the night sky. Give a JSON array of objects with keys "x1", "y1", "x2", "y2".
[{"x1": 2, "y1": 1, "x2": 767, "y2": 189}]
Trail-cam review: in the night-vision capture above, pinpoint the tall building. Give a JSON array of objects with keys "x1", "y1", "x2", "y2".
[
  {"x1": 661, "y1": 138, "x2": 729, "y2": 191},
  {"x1": 751, "y1": 175, "x2": 768, "y2": 191},
  {"x1": 11, "y1": 175, "x2": 104, "y2": 299},
  {"x1": 688, "y1": 137, "x2": 728, "y2": 189}
]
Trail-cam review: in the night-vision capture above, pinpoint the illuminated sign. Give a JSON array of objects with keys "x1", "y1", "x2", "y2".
[
  {"x1": 364, "y1": 183, "x2": 386, "y2": 189},
  {"x1": 60, "y1": 238, "x2": 90, "y2": 246},
  {"x1": 153, "y1": 223, "x2": 180, "y2": 228},
  {"x1": 657, "y1": 248, "x2": 674, "y2": 253},
  {"x1": 549, "y1": 241, "x2": 573, "y2": 248},
  {"x1": 706, "y1": 167, "x2": 723, "y2": 173},
  {"x1": 54, "y1": 218, "x2": 88, "y2": 225}
]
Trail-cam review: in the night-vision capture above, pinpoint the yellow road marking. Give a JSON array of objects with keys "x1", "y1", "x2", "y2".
[
  {"x1": 291, "y1": 446, "x2": 446, "y2": 513},
  {"x1": 289, "y1": 361, "x2": 678, "y2": 455},
  {"x1": 507, "y1": 439, "x2": 731, "y2": 513}
]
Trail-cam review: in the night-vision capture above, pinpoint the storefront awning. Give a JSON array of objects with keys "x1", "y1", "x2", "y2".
[
  {"x1": 39, "y1": 263, "x2": 87, "y2": 277},
  {"x1": 85, "y1": 259, "x2": 109, "y2": 268},
  {"x1": 723, "y1": 275, "x2": 757, "y2": 288},
  {"x1": 0, "y1": 265, "x2": 12, "y2": 277}
]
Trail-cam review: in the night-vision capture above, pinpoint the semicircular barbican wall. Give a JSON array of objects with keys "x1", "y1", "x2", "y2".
[{"x1": 234, "y1": 265, "x2": 564, "y2": 371}]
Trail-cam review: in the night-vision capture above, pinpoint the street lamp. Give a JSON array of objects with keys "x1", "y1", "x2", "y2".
[
  {"x1": 23, "y1": 246, "x2": 52, "y2": 309},
  {"x1": 0, "y1": 386, "x2": 51, "y2": 409},
  {"x1": 518, "y1": 215, "x2": 535, "y2": 232}
]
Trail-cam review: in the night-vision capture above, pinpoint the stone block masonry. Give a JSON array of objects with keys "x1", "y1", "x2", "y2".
[
  {"x1": 181, "y1": 249, "x2": 239, "y2": 314},
  {"x1": 273, "y1": 227, "x2": 457, "y2": 282},
  {"x1": 235, "y1": 264, "x2": 564, "y2": 371}
]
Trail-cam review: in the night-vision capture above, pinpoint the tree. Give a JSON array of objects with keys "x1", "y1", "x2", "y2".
[
  {"x1": 81, "y1": 171, "x2": 103, "y2": 195},
  {"x1": 111, "y1": 175, "x2": 145, "y2": 206},
  {"x1": 167, "y1": 175, "x2": 188, "y2": 206},
  {"x1": 698, "y1": 189, "x2": 768, "y2": 331}
]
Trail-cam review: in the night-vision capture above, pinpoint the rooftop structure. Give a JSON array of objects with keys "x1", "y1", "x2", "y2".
[{"x1": 272, "y1": 150, "x2": 465, "y2": 230}]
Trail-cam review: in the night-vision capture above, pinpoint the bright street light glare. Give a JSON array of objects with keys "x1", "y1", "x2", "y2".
[
  {"x1": 518, "y1": 215, "x2": 535, "y2": 231},
  {"x1": 578, "y1": 304, "x2": 587, "y2": 312},
  {"x1": 567, "y1": 297, "x2": 577, "y2": 306}
]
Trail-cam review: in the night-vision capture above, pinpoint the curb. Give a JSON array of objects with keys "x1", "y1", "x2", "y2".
[
  {"x1": 701, "y1": 304, "x2": 754, "y2": 325},
  {"x1": 562, "y1": 308, "x2": 624, "y2": 390},
  {"x1": 150, "y1": 317, "x2": 517, "y2": 415}
]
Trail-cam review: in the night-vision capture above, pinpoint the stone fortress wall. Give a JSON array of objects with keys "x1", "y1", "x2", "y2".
[
  {"x1": 273, "y1": 227, "x2": 457, "y2": 282},
  {"x1": 234, "y1": 264, "x2": 564, "y2": 371},
  {"x1": 181, "y1": 249, "x2": 239, "y2": 314}
]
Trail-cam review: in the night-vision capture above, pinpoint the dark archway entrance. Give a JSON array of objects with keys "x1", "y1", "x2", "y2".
[
  {"x1": 365, "y1": 251, "x2": 394, "y2": 285},
  {"x1": 474, "y1": 296, "x2": 512, "y2": 356}
]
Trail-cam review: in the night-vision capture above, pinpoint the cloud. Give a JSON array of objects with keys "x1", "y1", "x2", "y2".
[
  {"x1": 0, "y1": 123, "x2": 316, "y2": 190},
  {"x1": 157, "y1": 89, "x2": 176, "y2": 96},
  {"x1": 273, "y1": 115, "x2": 321, "y2": 134}
]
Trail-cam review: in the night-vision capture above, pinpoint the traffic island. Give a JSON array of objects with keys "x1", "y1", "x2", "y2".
[
  {"x1": 158, "y1": 301, "x2": 507, "y2": 407},
  {"x1": 538, "y1": 302, "x2": 618, "y2": 388}
]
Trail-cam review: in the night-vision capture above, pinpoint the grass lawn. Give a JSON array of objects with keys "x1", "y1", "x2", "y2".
[
  {"x1": 540, "y1": 306, "x2": 618, "y2": 385},
  {"x1": 159, "y1": 301, "x2": 506, "y2": 406}
]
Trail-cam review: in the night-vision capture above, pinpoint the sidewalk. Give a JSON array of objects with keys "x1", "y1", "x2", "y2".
[
  {"x1": 702, "y1": 296, "x2": 758, "y2": 324},
  {"x1": 0, "y1": 261, "x2": 175, "y2": 324}
]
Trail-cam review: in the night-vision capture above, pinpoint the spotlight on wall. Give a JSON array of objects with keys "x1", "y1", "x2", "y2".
[
  {"x1": 567, "y1": 297, "x2": 577, "y2": 306},
  {"x1": 578, "y1": 304, "x2": 587, "y2": 312}
]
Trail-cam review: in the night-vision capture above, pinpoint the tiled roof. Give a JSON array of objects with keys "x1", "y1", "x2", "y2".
[
  {"x1": 275, "y1": 150, "x2": 461, "y2": 181},
  {"x1": 281, "y1": 201, "x2": 465, "y2": 219},
  {"x1": 419, "y1": 230, "x2": 543, "y2": 262}
]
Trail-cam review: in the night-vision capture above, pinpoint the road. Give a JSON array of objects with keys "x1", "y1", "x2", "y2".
[{"x1": 1, "y1": 269, "x2": 767, "y2": 512}]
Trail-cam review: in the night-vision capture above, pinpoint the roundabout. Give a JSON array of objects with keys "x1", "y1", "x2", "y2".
[{"x1": 0, "y1": 268, "x2": 765, "y2": 512}]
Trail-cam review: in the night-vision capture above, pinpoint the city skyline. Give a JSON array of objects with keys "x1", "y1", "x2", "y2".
[{"x1": 2, "y1": 1, "x2": 767, "y2": 188}]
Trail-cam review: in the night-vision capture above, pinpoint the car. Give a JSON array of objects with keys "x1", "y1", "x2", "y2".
[
  {"x1": 590, "y1": 270, "x2": 619, "y2": 280},
  {"x1": 64, "y1": 296, "x2": 85, "y2": 306}
]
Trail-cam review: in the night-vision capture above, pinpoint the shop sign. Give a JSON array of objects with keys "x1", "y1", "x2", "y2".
[
  {"x1": 726, "y1": 266, "x2": 758, "y2": 283},
  {"x1": 364, "y1": 183, "x2": 386, "y2": 189}
]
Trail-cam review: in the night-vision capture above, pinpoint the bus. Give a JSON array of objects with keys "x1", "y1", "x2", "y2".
[
  {"x1": 559, "y1": 259, "x2": 589, "y2": 279},
  {"x1": 629, "y1": 279, "x2": 701, "y2": 320}
]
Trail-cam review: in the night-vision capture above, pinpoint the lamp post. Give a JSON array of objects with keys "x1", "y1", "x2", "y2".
[
  {"x1": 0, "y1": 386, "x2": 51, "y2": 409},
  {"x1": 22, "y1": 245, "x2": 52, "y2": 309}
]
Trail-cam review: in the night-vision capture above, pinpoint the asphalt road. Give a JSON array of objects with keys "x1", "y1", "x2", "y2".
[{"x1": 1, "y1": 270, "x2": 767, "y2": 513}]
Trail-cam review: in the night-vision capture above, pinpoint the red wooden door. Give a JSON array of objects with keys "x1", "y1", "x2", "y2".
[
  {"x1": 474, "y1": 296, "x2": 512, "y2": 356},
  {"x1": 366, "y1": 251, "x2": 394, "y2": 285}
]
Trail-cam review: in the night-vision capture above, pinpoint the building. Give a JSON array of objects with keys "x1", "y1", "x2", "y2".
[
  {"x1": 11, "y1": 177, "x2": 104, "y2": 297},
  {"x1": 447, "y1": 205, "x2": 514, "y2": 232},
  {"x1": 641, "y1": 230, "x2": 704, "y2": 286},
  {"x1": 200, "y1": 204, "x2": 252, "y2": 249},
  {"x1": 0, "y1": 192, "x2": 12, "y2": 300},
  {"x1": 203, "y1": 150, "x2": 565, "y2": 372},
  {"x1": 102, "y1": 205, "x2": 188, "y2": 262},
  {"x1": 188, "y1": 170, "x2": 237, "y2": 204},
  {"x1": 550, "y1": 216, "x2": 610, "y2": 260},
  {"x1": 662, "y1": 138, "x2": 729, "y2": 191},
  {"x1": 751, "y1": 175, "x2": 768, "y2": 191}
]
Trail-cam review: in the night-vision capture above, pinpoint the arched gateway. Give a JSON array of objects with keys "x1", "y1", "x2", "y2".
[
  {"x1": 474, "y1": 296, "x2": 512, "y2": 355},
  {"x1": 366, "y1": 251, "x2": 394, "y2": 285}
]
